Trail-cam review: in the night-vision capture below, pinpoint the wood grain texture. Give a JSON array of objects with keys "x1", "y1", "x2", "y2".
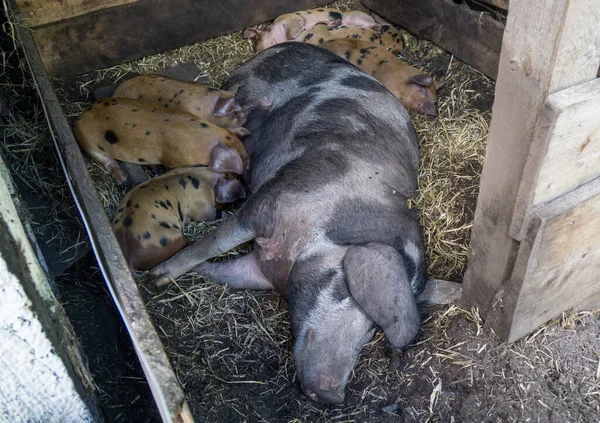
[
  {"x1": 15, "y1": 0, "x2": 140, "y2": 27},
  {"x1": 361, "y1": 0, "x2": 505, "y2": 78},
  {"x1": 30, "y1": 0, "x2": 328, "y2": 76},
  {"x1": 461, "y1": 0, "x2": 600, "y2": 322},
  {"x1": 512, "y1": 79, "x2": 600, "y2": 239},
  {"x1": 487, "y1": 176, "x2": 600, "y2": 342},
  {"x1": 9, "y1": 2, "x2": 193, "y2": 421}
]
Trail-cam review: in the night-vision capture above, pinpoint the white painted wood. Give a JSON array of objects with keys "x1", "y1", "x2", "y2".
[{"x1": 0, "y1": 157, "x2": 98, "y2": 422}]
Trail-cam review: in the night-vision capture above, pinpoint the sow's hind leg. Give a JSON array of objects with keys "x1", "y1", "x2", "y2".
[
  {"x1": 192, "y1": 250, "x2": 274, "y2": 290},
  {"x1": 150, "y1": 215, "x2": 256, "y2": 286}
]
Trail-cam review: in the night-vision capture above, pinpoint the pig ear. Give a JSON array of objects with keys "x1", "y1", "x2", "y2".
[
  {"x1": 214, "y1": 178, "x2": 246, "y2": 204},
  {"x1": 226, "y1": 82, "x2": 244, "y2": 96},
  {"x1": 209, "y1": 144, "x2": 244, "y2": 174},
  {"x1": 214, "y1": 97, "x2": 242, "y2": 116},
  {"x1": 416, "y1": 279, "x2": 462, "y2": 306},
  {"x1": 407, "y1": 74, "x2": 433, "y2": 87},
  {"x1": 285, "y1": 19, "x2": 306, "y2": 40},
  {"x1": 243, "y1": 28, "x2": 262, "y2": 39},
  {"x1": 343, "y1": 243, "x2": 421, "y2": 350}
]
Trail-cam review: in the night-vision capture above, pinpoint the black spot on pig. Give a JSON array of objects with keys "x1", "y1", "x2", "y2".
[
  {"x1": 166, "y1": 200, "x2": 173, "y2": 209},
  {"x1": 177, "y1": 203, "x2": 184, "y2": 221},
  {"x1": 288, "y1": 255, "x2": 339, "y2": 334},
  {"x1": 340, "y1": 75, "x2": 387, "y2": 93},
  {"x1": 151, "y1": 214, "x2": 156, "y2": 219},
  {"x1": 344, "y1": 51, "x2": 351, "y2": 60},
  {"x1": 160, "y1": 236, "x2": 168, "y2": 247},
  {"x1": 164, "y1": 119, "x2": 170, "y2": 122},
  {"x1": 104, "y1": 130, "x2": 119, "y2": 144},
  {"x1": 360, "y1": 48, "x2": 370, "y2": 55},
  {"x1": 179, "y1": 178, "x2": 187, "y2": 189},
  {"x1": 189, "y1": 177, "x2": 200, "y2": 189},
  {"x1": 123, "y1": 216, "x2": 133, "y2": 228},
  {"x1": 159, "y1": 201, "x2": 168, "y2": 210},
  {"x1": 304, "y1": 33, "x2": 314, "y2": 41},
  {"x1": 97, "y1": 144, "x2": 105, "y2": 152},
  {"x1": 328, "y1": 11, "x2": 342, "y2": 21},
  {"x1": 159, "y1": 221, "x2": 171, "y2": 229},
  {"x1": 351, "y1": 33, "x2": 360, "y2": 39},
  {"x1": 103, "y1": 102, "x2": 109, "y2": 106},
  {"x1": 145, "y1": 131, "x2": 151, "y2": 136},
  {"x1": 379, "y1": 60, "x2": 388, "y2": 65},
  {"x1": 357, "y1": 59, "x2": 363, "y2": 65},
  {"x1": 138, "y1": 158, "x2": 145, "y2": 162},
  {"x1": 201, "y1": 123, "x2": 208, "y2": 128},
  {"x1": 126, "y1": 200, "x2": 132, "y2": 207},
  {"x1": 132, "y1": 109, "x2": 138, "y2": 112},
  {"x1": 143, "y1": 232, "x2": 151, "y2": 239},
  {"x1": 318, "y1": 38, "x2": 324, "y2": 44},
  {"x1": 105, "y1": 117, "x2": 110, "y2": 121}
]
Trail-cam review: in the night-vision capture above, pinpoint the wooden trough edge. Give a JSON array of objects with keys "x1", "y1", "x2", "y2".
[{"x1": 7, "y1": 2, "x2": 193, "y2": 422}]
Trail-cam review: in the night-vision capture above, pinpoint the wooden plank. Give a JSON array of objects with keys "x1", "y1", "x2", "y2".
[
  {"x1": 460, "y1": 0, "x2": 600, "y2": 324},
  {"x1": 512, "y1": 79, "x2": 600, "y2": 239},
  {"x1": 30, "y1": 0, "x2": 328, "y2": 76},
  {"x1": 361, "y1": 0, "x2": 505, "y2": 79},
  {"x1": 8, "y1": 2, "x2": 193, "y2": 421},
  {"x1": 15, "y1": 0, "x2": 139, "y2": 28},
  {"x1": 486, "y1": 176, "x2": 600, "y2": 342}
]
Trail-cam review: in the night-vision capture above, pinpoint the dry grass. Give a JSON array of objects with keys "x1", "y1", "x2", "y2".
[{"x1": 30, "y1": 0, "x2": 600, "y2": 421}]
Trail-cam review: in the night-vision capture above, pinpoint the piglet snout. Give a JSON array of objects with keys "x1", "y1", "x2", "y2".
[{"x1": 303, "y1": 377, "x2": 345, "y2": 404}]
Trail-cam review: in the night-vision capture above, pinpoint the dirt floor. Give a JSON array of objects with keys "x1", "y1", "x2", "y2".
[{"x1": 2, "y1": 1, "x2": 600, "y2": 422}]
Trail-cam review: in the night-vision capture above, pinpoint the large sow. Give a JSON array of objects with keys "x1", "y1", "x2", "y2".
[{"x1": 151, "y1": 43, "x2": 427, "y2": 404}]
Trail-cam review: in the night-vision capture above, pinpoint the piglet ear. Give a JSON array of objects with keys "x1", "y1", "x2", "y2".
[
  {"x1": 214, "y1": 178, "x2": 246, "y2": 204},
  {"x1": 209, "y1": 144, "x2": 244, "y2": 174},
  {"x1": 231, "y1": 126, "x2": 251, "y2": 137},
  {"x1": 243, "y1": 28, "x2": 262, "y2": 39},
  {"x1": 343, "y1": 243, "x2": 421, "y2": 350},
  {"x1": 417, "y1": 279, "x2": 462, "y2": 306},
  {"x1": 407, "y1": 74, "x2": 433, "y2": 87},
  {"x1": 214, "y1": 96, "x2": 242, "y2": 116}
]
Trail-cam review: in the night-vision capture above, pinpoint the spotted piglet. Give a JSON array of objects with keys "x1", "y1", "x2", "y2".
[
  {"x1": 74, "y1": 98, "x2": 247, "y2": 186},
  {"x1": 321, "y1": 39, "x2": 444, "y2": 115},
  {"x1": 243, "y1": 7, "x2": 381, "y2": 53},
  {"x1": 112, "y1": 166, "x2": 246, "y2": 271},
  {"x1": 113, "y1": 75, "x2": 248, "y2": 136},
  {"x1": 298, "y1": 23, "x2": 404, "y2": 54}
]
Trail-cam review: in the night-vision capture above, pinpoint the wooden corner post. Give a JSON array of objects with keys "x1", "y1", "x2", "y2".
[{"x1": 462, "y1": 0, "x2": 600, "y2": 341}]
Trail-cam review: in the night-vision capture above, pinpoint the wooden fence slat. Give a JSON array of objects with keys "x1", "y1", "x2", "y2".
[
  {"x1": 27, "y1": 0, "x2": 328, "y2": 76},
  {"x1": 461, "y1": 0, "x2": 600, "y2": 325},
  {"x1": 512, "y1": 79, "x2": 600, "y2": 239},
  {"x1": 15, "y1": 0, "x2": 139, "y2": 28},
  {"x1": 487, "y1": 177, "x2": 600, "y2": 342},
  {"x1": 361, "y1": 0, "x2": 505, "y2": 79}
]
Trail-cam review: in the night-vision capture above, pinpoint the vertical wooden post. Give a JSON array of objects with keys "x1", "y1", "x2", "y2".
[{"x1": 462, "y1": 0, "x2": 600, "y2": 334}]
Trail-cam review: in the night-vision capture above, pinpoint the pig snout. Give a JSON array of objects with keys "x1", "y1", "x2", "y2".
[
  {"x1": 302, "y1": 376, "x2": 345, "y2": 404},
  {"x1": 420, "y1": 101, "x2": 437, "y2": 116}
]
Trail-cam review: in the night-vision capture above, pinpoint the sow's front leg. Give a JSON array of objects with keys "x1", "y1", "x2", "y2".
[
  {"x1": 192, "y1": 250, "x2": 274, "y2": 290},
  {"x1": 149, "y1": 216, "x2": 255, "y2": 286}
]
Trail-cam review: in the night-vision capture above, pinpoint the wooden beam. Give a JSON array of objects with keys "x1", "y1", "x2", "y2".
[
  {"x1": 15, "y1": 0, "x2": 139, "y2": 27},
  {"x1": 27, "y1": 0, "x2": 328, "y2": 76},
  {"x1": 361, "y1": 0, "x2": 505, "y2": 79},
  {"x1": 487, "y1": 176, "x2": 600, "y2": 342},
  {"x1": 512, "y1": 79, "x2": 600, "y2": 239},
  {"x1": 8, "y1": 2, "x2": 193, "y2": 421},
  {"x1": 462, "y1": 0, "x2": 600, "y2": 331}
]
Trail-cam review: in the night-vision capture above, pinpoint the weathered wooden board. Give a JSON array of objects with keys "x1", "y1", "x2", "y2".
[
  {"x1": 27, "y1": 0, "x2": 328, "y2": 76},
  {"x1": 512, "y1": 79, "x2": 600, "y2": 239},
  {"x1": 15, "y1": 0, "x2": 139, "y2": 27},
  {"x1": 487, "y1": 177, "x2": 600, "y2": 342},
  {"x1": 361, "y1": 0, "x2": 505, "y2": 78},
  {"x1": 461, "y1": 0, "x2": 600, "y2": 323},
  {"x1": 8, "y1": 1, "x2": 193, "y2": 421}
]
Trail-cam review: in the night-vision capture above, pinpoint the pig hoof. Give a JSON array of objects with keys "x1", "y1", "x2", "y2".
[
  {"x1": 130, "y1": 268, "x2": 149, "y2": 279},
  {"x1": 389, "y1": 349, "x2": 404, "y2": 370}
]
